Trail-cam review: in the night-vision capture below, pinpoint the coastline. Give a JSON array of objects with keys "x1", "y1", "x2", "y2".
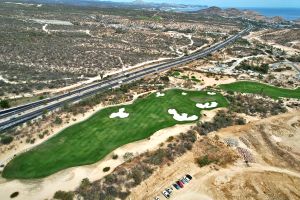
[{"x1": 234, "y1": 7, "x2": 300, "y2": 20}]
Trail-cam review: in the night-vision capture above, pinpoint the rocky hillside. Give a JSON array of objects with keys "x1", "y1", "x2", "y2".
[
  {"x1": 128, "y1": 111, "x2": 300, "y2": 199},
  {"x1": 198, "y1": 6, "x2": 285, "y2": 23}
]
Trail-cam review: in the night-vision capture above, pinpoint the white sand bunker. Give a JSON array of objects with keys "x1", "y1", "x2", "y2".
[
  {"x1": 109, "y1": 108, "x2": 129, "y2": 119},
  {"x1": 207, "y1": 92, "x2": 216, "y2": 95},
  {"x1": 156, "y1": 92, "x2": 165, "y2": 97},
  {"x1": 196, "y1": 102, "x2": 218, "y2": 109},
  {"x1": 182, "y1": 92, "x2": 187, "y2": 95},
  {"x1": 168, "y1": 109, "x2": 198, "y2": 122}
]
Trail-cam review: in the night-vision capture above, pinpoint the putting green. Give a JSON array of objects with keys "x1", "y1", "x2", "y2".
[
  {"x1": 3, "y1": 89, "x2": 228, "y2": 179},
  {"x1": 219, "y1": 81, "x2": 300, "y2": 99}
]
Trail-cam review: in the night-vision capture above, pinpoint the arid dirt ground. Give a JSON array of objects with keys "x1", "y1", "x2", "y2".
[
  {"x1": 245, "y1": 30, "x2": 300, "y2": 55},
  {"x1": 128, "y1": 112, "x2": 300, "y2": 200}
]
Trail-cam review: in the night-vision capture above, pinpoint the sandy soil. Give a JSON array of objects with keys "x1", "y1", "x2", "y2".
[
  {"x1": 30, "y1": 56, "x2": 173, "y2": 97},
  {"x1": 244, "y1": 30, "x2": 300, "y2": 55},
  {"x1": 169, "y1": 70, "x2": 236, "y2": 90},
  {"x1": 200, "y1": 108, "x2": 227, "y2": 122},
  {"x1": 128, "y1": 111, "x2": 300, "y2": 200},
  {"x1": 192, "y1": 72, "x2": 236, "y2": 88}
]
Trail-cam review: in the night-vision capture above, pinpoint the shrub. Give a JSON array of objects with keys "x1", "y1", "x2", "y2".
[
  {"x1": 10, "y1": 192, "x2": 19, "y2": 198},
  {"x1": 226, "y1": 94, "x2": 287, "y2": 117},
  {"x1": 38, "y1": 133, "x2": 45, "y2": 139},
  {"x1": 118, "y1": 191, "x2": 131, "y2": 199},
  {"x1": 116, "y1": 167, "x2": 127, "y2": 176},
  {"x1": 105, "y1": 186, "x2": 118, "y2": 197},
  {"x1": 171, "y1": 71, "x2": 180, "y2": 77},
  {"x1": 181, "y1": 131, "x2": 197, "y2": 143},
  {"x1": 158, "y1": 85, "x2": 164, "y2": 90},
  {"x1": 183, "y1": 142, "x2": 193, "y2": 150},
  {"x1": 1, "y1": 135, "x2": 13, "y2": 145},
  {"x1": 53, "y1": 190, "x2": 74, "y2": 200},
  {"x1": 236, "y1": 61, "x2": 269, "y2": 74},
  {"x1": 54, "y1": 116, "x2": 63, "y2": 125},
  {"x1": 196, "y1": 111, "x2": 238, "y2": 135},
  {"x1": 287, "y1": 54, "x2": 300, "y2": 62},
  {"x1": 145, "y1": 149, "x2": 166, "y2": 165},
  {"x1": 78, "y1": 178, "x2": 91, "y2": 192},
  {"x1": 235, "y1": 117, "x2": 246, "y2": 125},
  {"x1": 131, "y1": 167, "x2": 143, "y2": 185},
  {"x1": 103, "y1": 195, "x2": 115, "y2": 200},
  {"x1": 103, "y1": 167, "x2": 111, "y2": 172},
  {"x1": 176, "y1": 143, "x2": 187, "y2": 155},
  {"x1": 141, "y1": 165, "x2": 153, "y2": 178},
  {"x1": 115, "y1": 27, "x2": 127, "y2": 34},
  {"x1": 30, "y1": 138, "x2": 36, "y2": 144},
  {"x1": 167, "y1": 136, "x2": 174, "y2": 142},
  {"x1": 104, "y1": 174, "x2": 118, "y2": 185},
  {"x1": 123, "y1": 152, "x2": 134, "y2": 161},
  {"x1": 197, "y1": 155, "x2": 215, "y2": 167},
  {"x1": 0, "y1": 99, "x2": 10, "y2": 109},
  {"x1": 160, "y1": 76, "x2": 170, "y2": 82},
  {"x1": 112, "y1": 154, "x2": 118, "y2": 159},
  {"x1": 166, "y1": 148, "x2": 175, "y2": 161}
]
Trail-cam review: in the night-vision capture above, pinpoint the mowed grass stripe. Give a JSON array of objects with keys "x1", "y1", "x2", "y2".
[
  {"x1": 3, "y1": 89, "x2": 228, "y2": 179},
  {"x1": 219, "y1": 81, "x2": 300, "y2": 99}
]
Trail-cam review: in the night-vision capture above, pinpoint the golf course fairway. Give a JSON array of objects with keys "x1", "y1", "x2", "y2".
[
  {"x1": 219, "y1": 81, "x2": 300, "y2": 99},
  {"x1": 3, "y1": 89, "x2": 228, "y2": 179}
]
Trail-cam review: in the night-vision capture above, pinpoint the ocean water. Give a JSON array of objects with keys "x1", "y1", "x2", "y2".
[
  {"x1": 163, "y1": 5, "x2": 206, "y2": 12},
  {"x1": 240, "y1": 7, "x2": 300, "y2": 20}
]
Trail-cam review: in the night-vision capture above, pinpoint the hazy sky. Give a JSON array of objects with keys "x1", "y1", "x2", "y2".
[{"x1": 108, "y1": 0, "x2": 300, "y2": 8}]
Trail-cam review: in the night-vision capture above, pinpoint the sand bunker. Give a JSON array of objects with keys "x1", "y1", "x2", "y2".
[
  {"x1": 182, "y1": 92, "x2": 187, "y2": 95},
  {"x1": 168, "y1": 109, "x2": 198, "y2": 121},
  {"x1": 109, "y1": 108, "x2": 129, "y2": 118},
  {"x1": 207, "y1": 92, "x2": 216, "y2": 95},
  {"x1": 156, "y1": 92, "x2": 165, "y2": 97},
  {"x1": 196, "y1": 102, "x2": 218, "y2": 109}
]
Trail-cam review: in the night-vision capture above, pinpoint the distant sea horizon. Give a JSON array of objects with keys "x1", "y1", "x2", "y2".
[{"x1": 238, "y1": 7, "x2": 300, "y2": 21}]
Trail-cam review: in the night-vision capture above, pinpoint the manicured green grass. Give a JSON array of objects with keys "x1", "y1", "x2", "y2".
[
  {"x1": 3, "y1": 89, "x2": 228, "y2": 179},
  {"x1": 219, "y1": 81, "x2": 300, "y2": 99},
  {"x1": 171, "y1": 71, "x2": 181, "y2": 77}
]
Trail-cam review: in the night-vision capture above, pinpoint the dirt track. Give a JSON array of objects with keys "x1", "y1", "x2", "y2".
[{"x1": 128, "y1": 111, "x2": 300, "y2": 200}]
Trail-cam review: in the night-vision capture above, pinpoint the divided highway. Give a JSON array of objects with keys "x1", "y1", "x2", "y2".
[{"x1": 0, "y1": 26, "x2": 252, "y2": 132}]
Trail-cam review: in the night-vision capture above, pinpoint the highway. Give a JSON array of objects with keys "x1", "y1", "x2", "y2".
[{"x1": 0, "y1": 26, "x2": 252, "y2": 132}]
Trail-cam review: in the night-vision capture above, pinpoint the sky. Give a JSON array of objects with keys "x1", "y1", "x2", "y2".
[{"x1": 107, "y1": 0, "x2": 300, "y2": 8}]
